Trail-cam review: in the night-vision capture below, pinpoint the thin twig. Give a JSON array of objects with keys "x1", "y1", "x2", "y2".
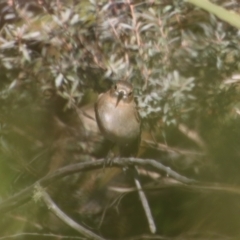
[{"x1": 127, "y1": 0, "x2": 141, "y2": 47}]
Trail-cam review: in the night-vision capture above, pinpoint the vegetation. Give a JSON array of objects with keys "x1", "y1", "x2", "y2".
[{"x1": 1, "y1": 0, "x2": 240, "y2": 239}]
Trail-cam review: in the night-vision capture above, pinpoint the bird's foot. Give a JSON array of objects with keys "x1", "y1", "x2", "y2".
[{"x1": 103, "y1": 156, "x2": 114, "y2": 168}]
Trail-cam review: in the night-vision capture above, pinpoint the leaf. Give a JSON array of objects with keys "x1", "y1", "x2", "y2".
[{"x1": 55, "y1": 73, "x2": 64, "y2": 88}]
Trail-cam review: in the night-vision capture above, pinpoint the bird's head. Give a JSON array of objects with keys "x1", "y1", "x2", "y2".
[{"x1": 110, "y1": 80, "x2": 134, "y2": 107}]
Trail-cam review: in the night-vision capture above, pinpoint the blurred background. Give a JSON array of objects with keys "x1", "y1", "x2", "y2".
[{"x1": 1, "y1": 0, "x2": 240, "y2": 239}]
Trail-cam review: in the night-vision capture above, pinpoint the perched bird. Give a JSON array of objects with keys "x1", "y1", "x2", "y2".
[
  {"x1": 95, "y1": 80, "x2": 141, "y2": 157},
  {"x1": 95, "y1": 80, "x2": 156, "y2": 234}
]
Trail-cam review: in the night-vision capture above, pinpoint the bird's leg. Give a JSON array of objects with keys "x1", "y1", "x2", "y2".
[{"x1": 103, "y1": 141, "x2": 116, "y2": 168}]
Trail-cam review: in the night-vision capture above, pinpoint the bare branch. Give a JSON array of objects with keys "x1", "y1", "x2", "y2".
[
  {"x1": 178, "y1": 124, "x2": 206, "y2": 150},
  {"x1": 39, "y1": 185, "x2": 106, "y2": 240},
  {"x1": 133, "y1": 166, "x2": 156, "y2": 234},
  {"x1": 143, "y1": 140, "x2": 205, "y2": 156},
  {"x1": 0, "y1": 157, "x2": 197, "y2": 215},
  {"x1": 0, "y1": 233, "x2": 84, "y2": 239}
]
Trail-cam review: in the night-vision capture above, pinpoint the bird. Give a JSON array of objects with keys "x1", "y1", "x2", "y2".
[
  {"x1": 95, "y1": 80, "x2": 141, "y2": 157},
  {"x1": 95, "y1": 80, "x2": 156, "y2": 234}
]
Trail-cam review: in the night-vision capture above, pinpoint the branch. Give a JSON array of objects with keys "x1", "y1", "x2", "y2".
[
  {"x1": 186, "y1": 0, "x2": 240, "y2": 29},
  {"x1": 0, "y1": 233, "x2": 85, "y2": 239},
  {"x1": 0, "y1": 157, "x2": 197, "y2": 214},
  {"x1": 133, "y1": 166, "x2": 156, "y2": 234},
  {"x1": 178, "y1": 124, "x2": 206, "y2": 150},
  {"x1": 143, "y1": 139, "x2": 204, "y2": 156},
  {"x1": 38, "y1": 185, "x2": 106, "y2": 240}
]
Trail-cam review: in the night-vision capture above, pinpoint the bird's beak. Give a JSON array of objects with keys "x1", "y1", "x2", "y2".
[{"x1": 115, "y1": 91, "x2": 124, "y2": 107}]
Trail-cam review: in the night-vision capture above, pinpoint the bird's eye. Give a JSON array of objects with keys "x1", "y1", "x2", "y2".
[{"x1": 128, "y1": 91, "x2": 132, "y2": 96}]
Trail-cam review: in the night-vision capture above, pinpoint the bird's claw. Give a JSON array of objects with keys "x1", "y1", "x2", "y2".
[{"x1": 103, "y1": 157, "x2": 114, "y2": 168}]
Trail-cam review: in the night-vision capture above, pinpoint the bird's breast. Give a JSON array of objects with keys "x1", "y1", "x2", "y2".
[{"x1": 96, "y1": 99, "x2": 140, "y2": 144}]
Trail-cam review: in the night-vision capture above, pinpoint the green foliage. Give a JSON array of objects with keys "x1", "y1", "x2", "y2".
[
  {"x1": 1, "y1": 0, "x2": 240, "y2": 238},
  {"x1": 1, "y1": 0, "x2": 239, "y2": 123}
]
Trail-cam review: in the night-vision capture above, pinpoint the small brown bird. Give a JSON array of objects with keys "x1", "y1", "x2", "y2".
[
  {"x1": 95, "y1": 80, "x2": 141, "y2": 157},
  {"x1": 95, "y1": 80, "x2": 156, "y2": 234}
]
